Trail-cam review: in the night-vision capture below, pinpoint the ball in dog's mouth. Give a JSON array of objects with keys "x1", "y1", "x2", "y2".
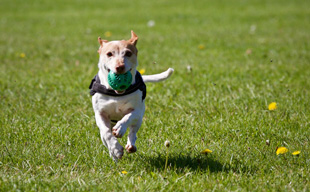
[{"x1": 107, "y1": 70, "x2": 132, "y2": 92}]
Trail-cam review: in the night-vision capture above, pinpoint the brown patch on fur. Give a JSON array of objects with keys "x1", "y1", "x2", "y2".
[
  {"x1": 98, "y1": 37, "x2": 109, "y2": 54},
  {"x1": 128, "y1": 30, "x2": 138, "y2": 46},
  {"x1": 99, "y1": 40, "x2": 138, "y2": 57},
  {"x1": 125, "y1": 42, "x2": 138, "y2": 55},
  {"x1": 126, "y1": 145, "x2": 137, "y2": 153},
  {"x1": 98, "y1": 37, "x2": 108, "y2": 46},
  {"x1": 97, "y1": 31, "x2": 139, "y2": 56}
]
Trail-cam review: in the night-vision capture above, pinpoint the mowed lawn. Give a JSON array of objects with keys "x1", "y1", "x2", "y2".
[{"x1": 1, "y1": 0, "x2": 309, "y2": 191}]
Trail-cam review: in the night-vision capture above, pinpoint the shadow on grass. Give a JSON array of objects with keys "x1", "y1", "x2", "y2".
[
  {"x1": 133, "y1": 152, "x2": 258, "y2": 175},
  {"x1": 137, "y1": 152, "x2": 226, "y2": 173}
]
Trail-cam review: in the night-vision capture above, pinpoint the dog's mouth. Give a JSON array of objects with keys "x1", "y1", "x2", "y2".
[{"x1": 115, "y1": 90, "x2": 125, "y2": 94}]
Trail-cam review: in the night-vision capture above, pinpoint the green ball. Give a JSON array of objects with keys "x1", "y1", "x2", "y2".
[{"x1": 107, "y1": 71, "x2": 132, "y2": 91}]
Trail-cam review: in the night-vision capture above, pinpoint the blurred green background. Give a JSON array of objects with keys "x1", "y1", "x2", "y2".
[{"x1": 1, "y1": 0, "x2": 309, "y2": 191}]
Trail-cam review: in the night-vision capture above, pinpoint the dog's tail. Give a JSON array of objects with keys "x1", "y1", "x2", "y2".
[{"x1": 142, "y1": 68, "x2": 174, "y2": 83}]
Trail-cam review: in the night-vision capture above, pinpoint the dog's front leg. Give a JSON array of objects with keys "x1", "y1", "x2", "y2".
[
  {"x1": 125, "y1": 117, "x2": 143, "y2": 153},
  {"x1": 112, "y1": 109, "x2": 144, "y2": 153},
  {"x1": 95, "y1": 112, "x2": 124, "y2": 161}
]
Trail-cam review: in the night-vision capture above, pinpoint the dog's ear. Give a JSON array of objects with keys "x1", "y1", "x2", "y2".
[
  {"x1": 129, "y1": 30, "x2": 138, "y2": 46},
  {"x1": 98, "y1": 37, "x2": 108, "y2": 46},
  {"x1": 98, "y1": 37, "x2": 108, "y2": 54}
]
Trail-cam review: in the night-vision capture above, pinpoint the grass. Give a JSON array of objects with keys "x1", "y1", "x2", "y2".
[{"x1": 1, "y1": 0, "x2": 309, "y2": 191}]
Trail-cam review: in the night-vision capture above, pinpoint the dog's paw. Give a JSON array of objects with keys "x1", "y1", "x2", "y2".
[
  {"x1": 125, "y1": 144, "x2": 137, "y2": 153},
  {"x1": 110, "y1": 144, "x2": 124, "y2": 161},
  {"x1": 112, "y1": 123, "x2": 127, "y2": 138}
]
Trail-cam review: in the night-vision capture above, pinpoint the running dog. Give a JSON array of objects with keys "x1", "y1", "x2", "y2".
[{"x1": 89, "y1": 31, "x2": 174, "y2": 161}]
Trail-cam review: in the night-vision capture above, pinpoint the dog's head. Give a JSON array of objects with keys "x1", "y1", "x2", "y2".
[{"x1": 97, "y1": 31, "x2": 138, "y2": 76}]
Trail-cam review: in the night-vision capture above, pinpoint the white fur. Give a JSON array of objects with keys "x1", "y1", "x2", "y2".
[
  {"x1": 92, "y1": 34, "x2": 173, "y2": 161},
  {"x1": 92, "y1": 90, "x2": 145, "y2": 160},
  {"x1": 142, "y1": 68, "x2": 174, "y2": 83}
]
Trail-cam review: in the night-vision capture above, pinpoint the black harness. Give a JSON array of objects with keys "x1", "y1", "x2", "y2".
[{"x1": 89, "y1": 71, "x2": 146, "y2": 101}]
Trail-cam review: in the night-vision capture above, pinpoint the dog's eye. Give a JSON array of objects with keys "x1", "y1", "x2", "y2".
[
  {"x1": 125, "y1": 51, "x2": 132, "y2": 57},
  {"x1": 106, "y1": 52, "x2": 113, "y2": 57}
]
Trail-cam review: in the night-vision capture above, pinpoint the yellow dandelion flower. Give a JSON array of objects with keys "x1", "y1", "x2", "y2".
[
  {"x1": 268, "y1": 102, "x2": 277, "y2": 111},
  {"x1": 20, "y1": 53, "x2": 26, "y2": 58},
  {"x1": 198, "y1": 44, "x2": 205, "y2": 50},
  {"x1": 104, "y1": 31, "x2": 112, "y2": 37},
  {"x1": 276, "y1": 147, "x2": 288, "y2": 155},
  {"x1": 201, "y1": 149, "x2": 212, "y2": 154},
  {"x1": 292, "y1": 151, "x2": 301, "y2": 156},
  {"x1": 137, "y1": 176, "x2": 142, "y2": 181},
  {"x1": 138, "y1": 68, "x2": 145, "y2": 75},
  {"x1": 121, "y1": 171, "x2": 128, "y2": 175}
]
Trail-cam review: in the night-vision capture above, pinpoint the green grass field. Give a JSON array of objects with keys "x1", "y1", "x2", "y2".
[{"x1": 1, "y1": 0, "x2": 309, "y2": 191}]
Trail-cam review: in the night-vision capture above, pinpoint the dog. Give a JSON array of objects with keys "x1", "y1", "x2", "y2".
[{"x1": 89, "y1": 31, "x2": 174, "y2": 161}]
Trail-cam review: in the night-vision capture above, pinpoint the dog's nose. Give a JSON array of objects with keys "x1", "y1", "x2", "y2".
[{"x1": 116, "y1": 65, "x2": 125, "y2": 73}]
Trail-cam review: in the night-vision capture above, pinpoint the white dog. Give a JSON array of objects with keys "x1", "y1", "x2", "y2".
[{"x1": 89, "y1": 31, "x2": 174, "y2": 161}]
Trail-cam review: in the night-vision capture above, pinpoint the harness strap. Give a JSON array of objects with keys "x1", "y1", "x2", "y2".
[{"x1": 89, "y1": 71, "x2": 146, "y2": 101}]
